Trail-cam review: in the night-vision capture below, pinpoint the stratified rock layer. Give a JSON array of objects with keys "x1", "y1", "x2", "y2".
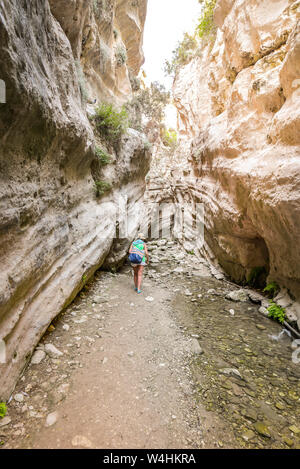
[
  {"x1": 0, "y1": 0, "x2": 149, "y2": 399},
  {"x1": 149, "y1": 1, "x2": 300, "y2": 315}
]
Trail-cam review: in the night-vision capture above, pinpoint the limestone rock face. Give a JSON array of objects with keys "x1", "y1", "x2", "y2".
[
  {"x1": 150, "y1": 1, "x2": 300, "y2": 316},
  {"x1": 49, "y1": 0, "x2": 147, "y2": 104},
  {"x1": 0, "y1": 0, "x2": 149, "y2": 399}
]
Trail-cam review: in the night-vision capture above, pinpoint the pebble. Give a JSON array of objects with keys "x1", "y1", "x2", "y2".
[
  {"x1": 72, "y1": 435, "x2": 93, "y2": 448},
  {"x1": 289, "y1": 425, "x2": 300, "y2": 434},
  {"x1": 45, "y1": 411, "x2": 58, "y2": 427},
  {"x1": 0, "y1": 416, "x2": 11, "y2": 427},
  {"x1": 253, "y1": 422, "x2": 271, "y2": 438},
  {"x1": 226, "y1": 290, "x2": 249, "y2": 302},
  {"x1": 242, "y1": 429, "x2": 255, "y2": 441},
  {"x1": 31, "y1": 349, "x2": 46, "y2": 365},
  {"x1": 45, "y1": 343, "x2": 63, "y2": 358},
  {"x1": 145, "y1": 297, "x2": 154, "y2": 302},
  {"x1": 62, "y1": 324, "x2": 70, "y2": 331},
  {"x1": 191, "y1": 339, "x2": 204, "y2": 355},
  {"x1": 14, "y1": 393, "x2": 24, "y2": 403},
  {"x1": 259, "y1": 306, "x2": 269, "y2": 316},
  {"x1": 283, "y1": 437, "x2": 294, "y2": 447}
]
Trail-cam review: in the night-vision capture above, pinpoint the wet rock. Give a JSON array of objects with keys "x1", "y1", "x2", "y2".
[
  {"x1": 31, "y1": 350, "x2": 46, "y2": 365},
  {"x1": 255, "y1": 324, "x2": 266, "y2": 330},
  {"x1": 289, "y1": 425, "x2": 300, "y2": 434},
  {"x1": 242, "y1": 408, "x2": 257, "y2": 422},
  {"x1": 253, "y1": 422, "x2": 271, "y2": 438},
  {"x1": 45, "y1": 344, "x2": 63, "y2": 358},
  {"x1": 242, "y1": 429, "x2": 256, "y2": 441},
  {"x1": 226, "y1": 290, "x2": 249, "y2": 302},
  {"x1": 220, "y1": 368, "x2": 243, "y2": 380},
  {"x1": 283, "y1": 437, "x2": 294, "y2": 447}
]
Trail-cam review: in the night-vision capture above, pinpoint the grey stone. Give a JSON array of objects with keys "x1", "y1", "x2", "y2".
[
  {"x1": 45, "y1": 343, "x2": 63, "y2": 358},
  {"x1": 226, "y1": 290, "x2": 249, "y2": 302},
  {"x1": 0, "y1": 416, "x2": 11, "y2": 427},
  {"x1": 191, "y1": 339, "x2": 204, "y2": 355},
  {"x1": 14, "y1": 393, "x2": 24, "y2": 403},
  {"x1": 31, "y1": 349, "x2": 46, "y2": 365}
]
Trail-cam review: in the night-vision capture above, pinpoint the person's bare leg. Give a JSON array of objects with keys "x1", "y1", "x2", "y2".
[
  {"x1": 137, "y1": 266, "x2": 144, "y2": 292},
  {"x1": 133, "y1": 267, "x2": 138, "y2": 289}
]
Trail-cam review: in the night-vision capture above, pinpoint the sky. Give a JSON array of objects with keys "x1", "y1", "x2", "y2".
[
  {"x1": 142, "y1": 0, "x2": 201, "y2": 90},
  {"x1": 142, "y1": 0, "x2": 201, "y2": 127}
]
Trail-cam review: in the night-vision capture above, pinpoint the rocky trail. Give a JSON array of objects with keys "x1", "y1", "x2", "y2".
[{"x1": 1, "y1": 241, "x2": 300, "y2": 449}]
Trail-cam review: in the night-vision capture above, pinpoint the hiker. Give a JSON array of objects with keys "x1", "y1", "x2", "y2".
[{"x1": 128, "y1": 233, "x2": 149, "y2": 294}]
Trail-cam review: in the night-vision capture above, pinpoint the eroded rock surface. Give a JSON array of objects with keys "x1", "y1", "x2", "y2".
[
  {"x1": 0, "y1": 0, "x2": 149, "y2": 399},
  {"x1": 146, "y1": 0, "x2": 300, "y2": 316}
]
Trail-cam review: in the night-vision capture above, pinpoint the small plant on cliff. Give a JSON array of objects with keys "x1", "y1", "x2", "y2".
[
  {"x1": 115, "y1": 45, "x2": 127, "y2": 66},
  {"x1": 196, "y1": 0, "x2": 217, "y2": 39},
  {"x1": 95, "y1": 146, "x2": 112, "y2": 165},
  {"x1": 0, "y1": 402, "x2": 7, "y2": 419},
  {"x1": 164, "y1": 33, "x2": 197, "y2": 76},
  {"x1": 125, "y1": 81, "x2": 170, "y2": 131},
  {"x1": 162, "y1": 127, "x2": 178, "y2": 150},
  {"x1": 93, "y1": 103, "x2": 129, "y2": 144},
  {"x1": 263, "y1": 281, "x2": 280, "y2": 298},
  {"x1": 94, "y1": 180, "x2": 112, "y2": 197},
  {"x1": 267, "y1": 302, "x2": 286, "y2": 324}
]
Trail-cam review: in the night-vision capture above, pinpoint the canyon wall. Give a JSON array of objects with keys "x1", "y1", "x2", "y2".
[
  {"x1": 147, "y1": 0, "x2": 300, "y2": 322},
  {"x1": 0, "y1": 0, "x2": 149, "y2": 399}
]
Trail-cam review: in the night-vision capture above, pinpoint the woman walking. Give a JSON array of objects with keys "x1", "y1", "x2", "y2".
[{"x1": 128, "y1": 233, "x2": 149, "y2": 294}]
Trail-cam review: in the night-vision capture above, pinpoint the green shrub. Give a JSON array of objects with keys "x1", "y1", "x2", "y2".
[
  {"x1": 0, "y1": 402, "x2": 7, "y2": 419},
  {"x1": 94, "y1": 180, "x2": 112, "y2": 197},
  {"x1": 164, "y1": 33, "x2": 197, "y2": 76},
  {"x1": 95, "y1": 146, "x2": 112, "y2": 165},
  {"x1": 267, "y1": 302, "x2": 286, "y2": 324},
  {"x1": 115, "y1": 45, "x2": 127, "y2": 66},
  {"x1": 93, "y1": 103, "x2": 129, "y2": 144},
  {"x1": 162, "y1": 128, "x2": 178, "y2": 150},
  {"x1": 196, "y1": 0, "x2": 217, "y2": 39},
  {"x1": 263, "y1": 282, "x2": 280, "y2": 298},
  {"x1": 126, "y1": 81, "x2": 170, "y2": 130}
]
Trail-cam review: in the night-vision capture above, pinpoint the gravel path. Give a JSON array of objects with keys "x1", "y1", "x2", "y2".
[{"x1": 1, "y1": 241, "x2": 299, "y2": 449}]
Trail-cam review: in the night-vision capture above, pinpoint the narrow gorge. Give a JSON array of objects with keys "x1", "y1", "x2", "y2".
[{"x1": 0, "y1": 0, "x2": 300, "y2": 450}]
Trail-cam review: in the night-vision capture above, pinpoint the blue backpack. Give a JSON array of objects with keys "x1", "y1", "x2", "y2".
[
  {"x1": 128, "y1": 240, "x2": 144, "y2": 264},
  {"x1": 128, "y1": 253, "x2": 142, "y2": 264}
]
